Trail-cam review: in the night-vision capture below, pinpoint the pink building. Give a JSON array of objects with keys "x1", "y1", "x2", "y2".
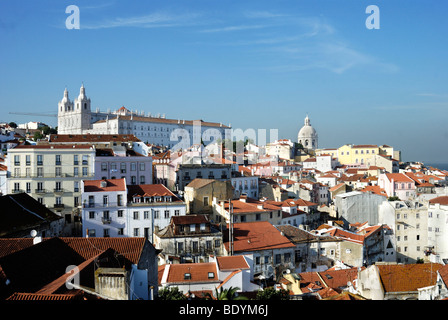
[{"x1": 378, "y1": 173, "x2": 416, "y2": 200}]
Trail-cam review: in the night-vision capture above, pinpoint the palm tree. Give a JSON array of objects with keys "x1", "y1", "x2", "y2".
[{"x1": 206, "y1": 286, "x2": 248, "y2": 300}]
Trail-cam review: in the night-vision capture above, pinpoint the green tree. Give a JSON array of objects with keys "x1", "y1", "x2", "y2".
[
  {"x1": 8, "y1": 122, "x2": 17, "y2": 128},
  {"x1": 256, "y1": 287, "x2": 289, "y2": 300},
  {"x1": 33, "y1": 131, "x2": 43, "y2": 141},
  {"x1": 206, "y1": 286, "x2": 248, "y2": 300},
  {"x1": 156, "y1": 287, "x2": 187, "y2": 300},
  {"x1": 388, "y1": 196, "x2": 400, "y2": 201}
]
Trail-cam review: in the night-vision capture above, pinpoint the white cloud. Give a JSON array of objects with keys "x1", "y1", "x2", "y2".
[{"x1": 82, "y1": 11, "x2": 201, "y2": 29}]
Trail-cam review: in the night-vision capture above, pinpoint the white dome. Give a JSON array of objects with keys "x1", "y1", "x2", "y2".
[
  {"x1": 298, "y1": 125, "x2": 317, "y2": 138},
  {"x1": 297, "y1": 115, "x2": 318, "y2": 149}
]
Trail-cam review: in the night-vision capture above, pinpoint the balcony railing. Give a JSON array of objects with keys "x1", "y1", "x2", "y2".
[
  {"x1": 35, "y1": 189, "x2": 46, "y2": 194},
  {"x1": 101, "y1": 217, "x2": 112, "y2": 224},
  {"x1": 83, "y1": 202, "x2": 124, "y2": 208},
  {"x1": 54, "y1": 203, "x2": 65, "y2": 208}
]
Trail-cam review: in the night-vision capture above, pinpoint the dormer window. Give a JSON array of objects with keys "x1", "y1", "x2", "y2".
[
  {"x1": 184, "y1": 273, "x2": 191, "y2": 280},
  {"x1": 208, "y1": 272, "x2": 214, "y2": 279}
]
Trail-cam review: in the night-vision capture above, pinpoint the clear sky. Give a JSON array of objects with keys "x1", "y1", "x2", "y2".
[{"x1": 1, "y1": 0, "x2": 447, "y2": 163}]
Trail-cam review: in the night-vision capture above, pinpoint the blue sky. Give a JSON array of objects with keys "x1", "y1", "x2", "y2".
[{"x1": 1, "y1": 0, "x2": 447, "y2": 163}]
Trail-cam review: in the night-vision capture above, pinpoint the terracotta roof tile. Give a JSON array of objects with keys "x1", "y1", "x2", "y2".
[
  {"x1": 224, "y1": 221, "x2": 295, "y2": 252},
  {"x1": 377, "y1": 263, "x2": 443, "y2": 293},
  {"x1": 83, "y1": 179, "x2": 126, "y2": 192},
  {"x1": 164, "y1": 263, "x2": 219, "y2": 284},
  {"x1": 216, "y1": 255, "x2": 249, "y2": 271},
  {"x1": 429, "y1": 196, "x2": 448, "y2": 206}
]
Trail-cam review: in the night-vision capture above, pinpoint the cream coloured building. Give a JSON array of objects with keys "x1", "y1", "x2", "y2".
[
  {"x1": 7, "y1": 144, "x2": 96, "y2": 235},
  {"x1": 57, "y1": 85, "x2": 231, "y2": 149}
]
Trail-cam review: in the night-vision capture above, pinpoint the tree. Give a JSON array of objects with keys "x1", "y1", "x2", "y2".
[
  {"x1": 206, "y1": 286, "x2": 248, "y2": 300},
  {"x1": 8, "y1": 122, "x2": 17, "y2": 128},
  {"x1": 388, "y1": 196, "x2": 400, "y2": 201},
  {"x1": 33, "y1": 131, "x2": 43, "y2": 141},
  {"x1": 156, "y1": 287, "x2": 186, "y2": 300},
  {"x1": 256, "y1": 287, "x2": 289, "y2": 300}
]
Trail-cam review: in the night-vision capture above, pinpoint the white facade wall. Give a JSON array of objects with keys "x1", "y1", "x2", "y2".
[
  {"x1": 427, "y1": 202, "x2": 448, "y2": 262},
  {"x1": 95, "y1": 155, "x2": 153, "y2": 185},
  {"x1": 231, "y1": 176, "x2": 259, "y2": 199},
  {"x1": 81, "y1": 187, "x2": 187, "y2": 239}
]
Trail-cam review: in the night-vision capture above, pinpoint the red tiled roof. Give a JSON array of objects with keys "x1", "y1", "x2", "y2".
[
  {"x1": 164, "y1": 263, "x2": 219, "y2": 284},
  {"x1": 49, "y1": 134, "x2": 141, "y2": 143},
  {"x1": 83, "y1": 179, "x2": 126, "y2": 192},
  {"x1": 127, "y1": 184, "x2": 180, "y2": 200},
  {"x1": 6, "y1": 291, "x2": 85, "y2": 301},
  {"x1": 377, "y1": 263, "x2": 443, "y2": 293},
  {"x1": 385, "y1": 173, "x2": 414, "y2": 183},
  {"x1": 429, "y1": 196, "x2": 448, "y2": 206},
  {"x1": 225, "y1": 221, "x2": 295, "y2": 252},
  {"x1": 216, "y1": 255, "x2": 249, "y2": 271},
  {"x1": 59, "y1": 237, "x2": 146, "y2": 264}
]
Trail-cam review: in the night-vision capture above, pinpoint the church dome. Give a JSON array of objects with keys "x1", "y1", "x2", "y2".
[{"x1": 298, "y1": 115, "x2": 318, "y2": 149}]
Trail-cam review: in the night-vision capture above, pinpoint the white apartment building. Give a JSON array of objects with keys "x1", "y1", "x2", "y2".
[
  {"x1": 57, "y1": 85, "x2": 231, "y2": 148},
  {"x1": 81, "y1": 179, "x2": 186, "y2": 240},
  {"x1": 7, "y1": 144, "x2": 96, "y2": 236},
  {"x1": 427, "y1": 196, "x2": 448, "y2": 263}
]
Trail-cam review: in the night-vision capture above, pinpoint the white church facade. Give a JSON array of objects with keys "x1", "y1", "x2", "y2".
[{"x1": 58, "y1": 85, "x2": 231, "y2": 149}]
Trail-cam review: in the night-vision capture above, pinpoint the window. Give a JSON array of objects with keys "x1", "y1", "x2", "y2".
[
  {"x1": 82, "y1": 167, "x2": 88, "y2": 177},
  {"x1": 103, "y1": 229, "x2": 110, "y2": 237},
  {"x1": 88, "y1": 229, "x2": 96, "y2": 237},
  {"x1": 177, "y1": 242, "x2": 184, "y2": 253},
  {"x1": 14, "y1": 155, "x2": 20, "y2": 166},
  {"x1": 37, "y1": 155, "x2": 43, "y2": 165},
  {"x1": 144, "y1": 211, "x2": 149, "y2": 219},
  {"x1": 55, "y1": 181, "x2": 62, "y2": 191},
  {"x1": 190, "y1": 224, "x2": 196, "y2": 232},
  {"x1": 103, "y1": 195, "x2": 108, "y2": 206},
  {"x1": 55, "y1": 155, "x2": 61, "y2": 165},
  {"x1": 89, "y1": 211, "x2": 95, "y2": 219},
  {"x1": 37, "y1": 167, "x2": 43, "y2": 177},
  {"x1": 154, "y1": 210, "x2": 159, "y2": 219},
  {"x1": 26, "y1": 182, "x2": 31, "y2": 193},
  {"x1": 133, "y1": 228, "x2": 139, "y2": 237},
  {"x1": 26, "y1": 155, "x2": 30, "y2": 166},
  {"x1": 192, "y1": 241, "x2": 198, "y2": 252},
  {"x1": 184, "y1": 273, "x2": 191, "y2": 280},
  {"x1": 118, "y1": 228, "x2": 124, "y2": 235},
  {"x1": 174, "y1": 210, "x2": 180, "y2": 216},
  {"x1": 13, "y1": 182, "x2": 20, "y2": 192},
  {"x1": 203, "y1": 196, "x2": 209, "y2": 206},
  {"x1": 55, "y1": 167, "x2": 62, "y2": 177},
  {"x1": 101, "y1": 163, "x2": 107, "y2": 171},
  {"x1": 118, "y1": 210, "x2": 123, "y2": 218},
  {"x1": 131, "y1": 162, "x2": 136, "y2": 171},
  {"x1": 275, "y1": 254, "x2": 281, "y2": 264},
  {"x1": 208, "y1": 272, "x2": 215, "y2": 279},
  {"x1": 255, "y1": 256, "x2": 260, "y2": 265},
  {"x1": 140, "y1": 175, "x2": 145, "y2": 184},
  {"x1": 200, "y1": 223, "x2": 206, "y2": 231},
  {"x1": 264, "y1": 256, "x2": 269, "y2": 264},
  {"x1": 215, "y1": 240, "x2": 220, "y2": 247},
  {"x1": 133, "y1": 211, "x2": 139, "y2": 220},
  {"x1": 82, "y1": 155, "x2": 88, "y2": 165},
  {"x1": 131, "y1": 176, "x2": 136, "y2": 185},
  {"x1": 73, "y1": 155, "x2": 79, "y2": 165},
  {"x1": 120, "y1": 163, "x2": 126, "y2": 173},
  {"x1": 139, "y1": 163, "x2": 145, "y2": 171},
  {"x1": 256, "y1": 213, "x2": 261, "y2": 221},
  {"x1": 74, "y1": 167, "x2": 79, "y2": 177}
]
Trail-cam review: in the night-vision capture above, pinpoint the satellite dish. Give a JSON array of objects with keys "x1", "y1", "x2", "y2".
[{"x1": 30, "y1": 230, "x2": 37, "y2": 237}]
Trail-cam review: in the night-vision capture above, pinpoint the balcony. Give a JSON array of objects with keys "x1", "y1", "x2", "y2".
[
  {"x1": 12, "y1": 189, "x2": 24, "y2": 194},
  {"x1": 54, "y1": 203, "x2": 65, "y2": 209},
  {"x1": 54, "y1": 188, "x2": 64, "y2": 194},
  {"x1": 35, "y1": 189, "x2": 46, "y2": 194},
  {"x1": 102, "y1": 217, "x2": 112, "y2": 224}
]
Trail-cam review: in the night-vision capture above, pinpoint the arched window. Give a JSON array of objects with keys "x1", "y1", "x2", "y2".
[{"x1": 84, "y1": 103, "x2": 87, "y2": 109}]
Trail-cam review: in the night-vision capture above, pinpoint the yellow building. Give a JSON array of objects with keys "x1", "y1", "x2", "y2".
[{"x1": 337, "y1": 144, "x2": 380, "y2": 166}]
